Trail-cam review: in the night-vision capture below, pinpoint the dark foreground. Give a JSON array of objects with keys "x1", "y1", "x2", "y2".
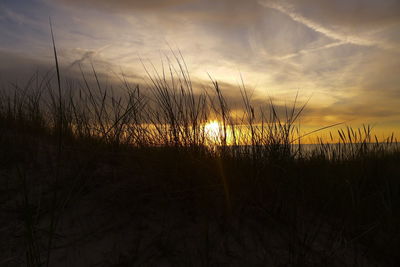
[{"x1": 1, "y1": 125, "x2": 400, "y2": 267}]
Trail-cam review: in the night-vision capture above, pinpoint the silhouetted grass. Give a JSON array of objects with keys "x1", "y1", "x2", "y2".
[{"x1": 1, "y1": 50, "x2": 399, "y2": 266}]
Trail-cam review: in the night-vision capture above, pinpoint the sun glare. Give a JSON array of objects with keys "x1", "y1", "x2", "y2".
[{"x1": 204, "y1": 120, "x2": 221, "y2": 140}]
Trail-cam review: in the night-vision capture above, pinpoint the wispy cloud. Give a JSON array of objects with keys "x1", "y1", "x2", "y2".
[
  {"x1": 68, "y1": 45, "x2": 111, "y2": 68},
  {"x1": 0, "y1": 0, "x2": 399, "y2": 132},
  {"x1": 261, "y1": 1, "x2": 378, "y2": 48},
  {"x1": 276, "y1": 41, "x2": 346, "y2": 60},
  {"x1": 262, "y1": 0, "x2": 400, "y2": 52}
]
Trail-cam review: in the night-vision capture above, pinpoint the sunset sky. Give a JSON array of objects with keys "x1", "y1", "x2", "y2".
[{"x1": 1, "y1": 0, "x2": 399, "y2": 137}]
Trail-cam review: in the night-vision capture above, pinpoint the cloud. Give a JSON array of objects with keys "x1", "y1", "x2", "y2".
[
  {"x1": 56, "y1": 0, "x2": 233, "y2": 12},
  {"x1": 68, "y1": 45, "x2": 111, "y2": 68},
  {"x1": 57, "y1": 0, "x2": 268, "y2": 29},
  {"x1": 58, "y1": 0, "x2": 197, "y2": 11},
  {"x1": 275, "y1": 0, "x2": 400, "y2": 30},
  {"x1": 0, "y1": 50, "x2": 52, "y2": 81},
  {"x1": 1, "y1": 0, "x2": 400, "y2": 131},
  {"x1": 261, "y1": 1, "x2": 375, "y2": 48},
  {"x1": 260, "y1": 0, "x2": 400, "y2": 51},
  {"x1": 58, "y1": 0, "x2": 400, "y2": 31},
  {"x1": 1, "y1": 49, "x2": 399, "y2": 129}
]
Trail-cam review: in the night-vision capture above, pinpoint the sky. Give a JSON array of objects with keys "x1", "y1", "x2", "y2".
[{"x1": 0, "y1": 0, "x2": 399, "y2": 137}]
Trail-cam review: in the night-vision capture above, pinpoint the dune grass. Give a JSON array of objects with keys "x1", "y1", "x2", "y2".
[{"x1": 1, "y1": 48, "x2": 399, "y2": 266}]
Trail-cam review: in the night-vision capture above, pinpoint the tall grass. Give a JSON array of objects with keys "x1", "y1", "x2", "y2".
[
  {"x1": 1, "y1": 51, "x2": 396, "y2": 156},
  {"x1": 1, "y1": 50, "x2": 399, "y2": 266}
]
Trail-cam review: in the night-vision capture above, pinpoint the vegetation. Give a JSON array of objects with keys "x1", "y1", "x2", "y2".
[{"x1": 1, "y1": 48, "x2": 399, "y2": 266}]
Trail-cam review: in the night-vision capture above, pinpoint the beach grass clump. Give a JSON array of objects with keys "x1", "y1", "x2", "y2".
[{"x1": 1, "y1": 51, "x2": 399, "y2": 266}]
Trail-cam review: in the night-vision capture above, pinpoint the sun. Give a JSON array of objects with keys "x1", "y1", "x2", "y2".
[{"x1": 204, "y1": 120, "x2": 221, "y2": 140}]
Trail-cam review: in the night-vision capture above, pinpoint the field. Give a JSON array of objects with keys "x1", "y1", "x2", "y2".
[{"x1": 1, "y1": 50, "x2": 400, "y2": 266}]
